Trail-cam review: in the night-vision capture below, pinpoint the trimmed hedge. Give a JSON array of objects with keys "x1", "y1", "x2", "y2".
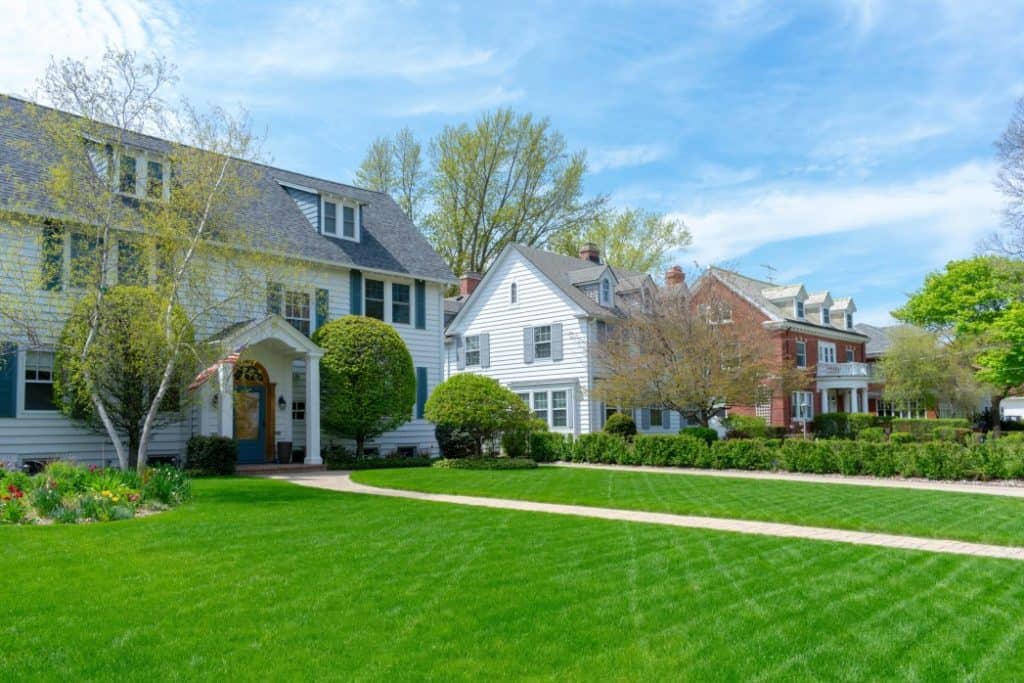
[
  {"x1": 550, "y1": 432, "x2": 1024, "y2": 482},
  {"x1": 433, "y1": 457, "x2": 537, "y2": 470},
  {"x1": 680, "y1": 426, "x2": 718, "y2": 445},
  {"x1": 185, "y1": 436, "x2": 237, "y2": 476},
  {"x1": 722, "y1": 415, "x2": 773, "y2": 439},
  {"x1": 529, "y1": 432, "x2": 573, "y2": 463},
  {"x1": 892, "y1": 418, "x2": 970, "y2": 441},
  {"x1": 603, "y1": 413, "x2": 637, "y2": 440}
]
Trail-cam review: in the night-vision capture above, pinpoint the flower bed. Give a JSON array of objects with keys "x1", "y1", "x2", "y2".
[{"x1": 0, "y1": 461, "x2": 190, "y2": 525}]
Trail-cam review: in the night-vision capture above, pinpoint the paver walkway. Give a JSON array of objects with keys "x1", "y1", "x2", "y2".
[
  {"x1": 554, "y1": 462, "x2": 1024, "y2": 498},
  {"x1": 265, "y1": 471, "x2": 1024, "y2": 562}
]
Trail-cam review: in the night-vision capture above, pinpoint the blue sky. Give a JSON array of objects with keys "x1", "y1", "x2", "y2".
[{"x1": 3, "y1": 1, "x2": 1023, "y2": 324}]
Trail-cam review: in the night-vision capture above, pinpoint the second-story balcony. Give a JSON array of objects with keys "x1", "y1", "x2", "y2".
[{"x1": 816, "y1": 362, "x2": 872, "y2": 379}]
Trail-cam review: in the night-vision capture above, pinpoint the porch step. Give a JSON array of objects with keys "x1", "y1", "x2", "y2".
[{"x1": 237, "y1": 463, "x2": 327, "y2": 475}]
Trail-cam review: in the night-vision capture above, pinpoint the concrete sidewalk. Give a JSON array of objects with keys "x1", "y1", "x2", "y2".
[
  {"x1": 553, "y1": 461, "x2": 1024, "y2": 498},
  {"x1": 265, "y1": 471, "x2": 1024, "y2": 562}
]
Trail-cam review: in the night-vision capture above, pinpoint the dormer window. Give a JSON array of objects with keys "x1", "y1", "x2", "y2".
[
  {"x1": 601, "y1": 278, "x2": 611, "y2": 305},
  {"x1": 323, "y1": 201, "x2": 337, "y2": 236},
  {"x1": 343, "y1": 206, "x2": 356, "y2": 238},
  {"x1": 146, "y1": 161, "x2": 163, "y2": 199},
  {"x1": 846, "y1": 313, "x2": 853, "y2": 329},
  {"x1": 795, "y1": 300, "x2": 805, "y2": 319}
]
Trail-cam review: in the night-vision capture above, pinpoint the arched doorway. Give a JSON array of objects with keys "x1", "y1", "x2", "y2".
[{"x1": 234, "y1": 360, "x2": 275, "y2": 464}]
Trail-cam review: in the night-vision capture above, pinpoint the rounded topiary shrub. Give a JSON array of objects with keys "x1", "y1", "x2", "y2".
[
  {"x1": 681, "y1": 426, "x2": 719, "y2": 445},
  {"x1": 604, "y1": 412, "x2": 637, "y2": 440},
  {"x1": 425, "y1": 374, "x2": 532, "y2": 457}
]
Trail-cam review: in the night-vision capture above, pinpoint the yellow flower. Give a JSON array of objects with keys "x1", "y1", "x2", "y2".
[
  {"x1": 111, "y1": 496, "x2": 120, "y2": 503},
  {"x1": 101, "y1": 490, "x2": 112, "y2": 497}
]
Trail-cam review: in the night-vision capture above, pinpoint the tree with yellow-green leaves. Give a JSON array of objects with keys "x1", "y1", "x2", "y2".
[{"x1": 0, "y1": 50, "x2": 285, "y2": 471}]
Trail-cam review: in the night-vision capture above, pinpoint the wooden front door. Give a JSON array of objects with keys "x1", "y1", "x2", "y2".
[{"x1": 234, "y1": 361, "x2": 275, "y2": 464}]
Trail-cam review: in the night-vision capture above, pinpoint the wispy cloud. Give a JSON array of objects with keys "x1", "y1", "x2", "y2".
[
  {"x1": 391, "y1": 86, "x2": 526, "y2": 117},
  {"x1": 0, "y1": 0, "x2": 179, "y2": 96},
  {"x1": 589, "y1": 143, "x2": 670, "y2": 173},
  {"x1": 673, "y1": 160, "x2": 1002, "y2": 266}
]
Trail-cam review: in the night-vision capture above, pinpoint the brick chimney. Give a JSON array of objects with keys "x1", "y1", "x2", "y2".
[
  {"x1": 579, "y1": 242, "x2": 601, "y2": 264},
  {"x1": 459, "y1": 272, "x2": 482, "y2": 297},
  {"x1": 665, "y1": 265, "x2": 685, "y2": 287}
]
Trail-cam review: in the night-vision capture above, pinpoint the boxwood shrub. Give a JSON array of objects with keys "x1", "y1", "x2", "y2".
[
  {"x1": 185, "y1": 436, "x2": 237, "y2": 476},
  {"x1": 432, "y1": 457, "x2": 537, "y2": 470},
  {"x1": 634, "y1": 434, "x2": 708, "y2": 467},
  {"x1": 573, "y1": 433, "x2": 625, "y2": 464},
  {"x1": 529, "y1": 432, "x2": 573, "y2": 463},
  {"x1": 891, "y1": 418, "x2": 970, "y2": 440},
  {"x1": 680, "y1": 426, "x2": 718, "y2": 445}
]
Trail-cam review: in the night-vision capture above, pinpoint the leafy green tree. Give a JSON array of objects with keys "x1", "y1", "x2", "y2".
[
  {"x1": 313, "y1": 316, "x2": 416, "y2": 457},
  {"x1": 354, "y1": 127, "x2": 427, "y2": 224},
  {"x1": 424, "y1": 373, "x2": 532, "y2": 455},
  {"x1": 425, "y1": 109, "x2": 605, "y2": 275},
  {"x1": 550, "y1": 207, "x2": 691, "y2": 273},
  {"x1": 55, "y1": 287, "x2": 195, "y2": 470},
  {"x1": 878, "y1": 327, "x2": 985, "y2": 418},
  {"x1": 894, "y1": 257, "x2": 1024, "y2": 430},
  {"x1": 0, "y1": 50, "x2": 273, "y2": 470}
]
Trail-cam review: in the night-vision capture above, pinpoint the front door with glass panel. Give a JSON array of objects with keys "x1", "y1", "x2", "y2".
[{"x1": 235, "y1": 386, "x2": 266, "y2": 464}]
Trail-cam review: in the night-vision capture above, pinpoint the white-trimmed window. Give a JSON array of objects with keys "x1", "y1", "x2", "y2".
[
  {"x1": 649, "y1": 408, "x2": 664, "y2": 428},
  {"x1": 532, "y1": 392, "x2": 549, "y2": 423},
  {"x1": 323, "y1": 201, "x2": 337, "y2": 236},
  {"x1": 292, "y1": 400, "x2": 306, "y2": 421},
  {"x1": 392, "y1": 283, "x2": 411, "y2": 324},
  {"x1": 845, "y1": 347, "x2": 855, "y2": 362},
  {"x1": 24, "y1": 351, "x2": 56, "y2": 411},
  {"x1": 795, "y1": 300, "x2": 805, "y2": 319},
  {"x1": 464, "y1": 335, "x2": 481, "y2": 367},
  {"x1": 791, "y1": 391, "x2": 813, "y2": 422},
  {"x1": 285, "y1": 291, "x2": 311, "y2": 335},
  {"x1": 365, "y1": 279, "x2": 385, "y2": 320},
  {"x1": 515, "y1": 392, "x2": 529, "y2": 407},
  {"x1": 534, "y1": 325, "x2": 552, "y2": 359},
  {"x1": 878, "y1": 400, "x2": 925, "y2": 419},
  {"x1": 819, "y1": 342, "x2": 836, "y2": 364},
  {"x1": 551, "y1": 390, "x2": 568, "y2": 427},
  {"x1": 846, "y1": 313, "x2": 854, "y2": 329},
  {"x1": 795, "y1": 340, "x2": 807, "y2": 368},
  {"x1": 343, "y1": 205, "x2": 357, "y2": 239},
  {"x1": 119, "y1": 155, "x2": 137, "y2": 194},
  {"x1": 146, "y1": 160, "x2": 164, "y2": 199}
]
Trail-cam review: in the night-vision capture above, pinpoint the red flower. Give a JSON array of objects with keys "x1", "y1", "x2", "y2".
[{"x1": 7, "y1": 484, "x2": 23, "y2": 499}]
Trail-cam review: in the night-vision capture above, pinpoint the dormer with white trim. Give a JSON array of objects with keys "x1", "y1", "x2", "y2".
[
  {"x1": 278, "y1": 180, "x2": 362, "y2": 242},
  {"x1": 830, "y1": 298, "x2": 857, "y2": 330},
  {"x1": 762, "y1": 284, "x2": 808, "y2": 320},
  {"x1": 803, "y1": 291, "x2": 834, "y2": 326}
]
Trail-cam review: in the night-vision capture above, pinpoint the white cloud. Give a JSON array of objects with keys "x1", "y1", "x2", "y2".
[
  {"x1": 0, "y1": 0, "x2": 178, "y2": 97},
  {"x1": 392, "y1": 86, "x2": 526, "y2": 116},
  {"x1": 672, "y1": 160, "x2": 1002, "y2": 266},
  {"x1": 589, "y1": 143, "x2": 670, "y2": 173}
]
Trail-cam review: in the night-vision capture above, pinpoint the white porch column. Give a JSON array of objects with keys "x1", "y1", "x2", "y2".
[
  {"x1": 217, "y1": 363, "x2": 234, "y2": 438},
  {"x1": 819, "y1": 388, "x2": 828, "y2": 415},
  {"x1": 305, "y1": 354, "x2": 322, "y2": 464},
  {"x1": 850, "y1": 388, "x2": 860, "y2": 413}
]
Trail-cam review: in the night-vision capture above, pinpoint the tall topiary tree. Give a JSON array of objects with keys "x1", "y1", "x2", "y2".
[
  {"x1": 55, "y1": 286, "x2": 195, "y2": 471},
  {"x1": 425, "y1": 373, "x2": 532, "y2": 456},
  {"x1": 312, "y1": 316, "x2": 416, "y2": 457}
]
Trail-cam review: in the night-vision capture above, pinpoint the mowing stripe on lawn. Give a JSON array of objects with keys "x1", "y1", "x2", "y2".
[{"x1": 267, "y1": 472, "x2": 1024, "y2": 561}]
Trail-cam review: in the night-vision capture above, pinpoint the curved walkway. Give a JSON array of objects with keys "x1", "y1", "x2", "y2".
[
  {"x1": 553, "y1": 462, "x2": 1024, "y2": 498},
  {"x1": 264, "y1": 471, "x2": 1024, "y2": 562}
]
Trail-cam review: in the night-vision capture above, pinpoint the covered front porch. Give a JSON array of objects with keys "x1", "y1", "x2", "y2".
[
  {"x1": 817, "y1": 380, "x2": 871, "y2": 415},
  {"x1": 196, "y1": 315, "x2": 323, "y2": 465}
]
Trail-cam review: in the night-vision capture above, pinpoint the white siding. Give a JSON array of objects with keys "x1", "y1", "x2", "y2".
[
  {"x1": 0, "y1": 221, "x2": 447, "y2": 465},
  {"x1": 445, "y1": 250, "x2": 595, "y2": 435}
]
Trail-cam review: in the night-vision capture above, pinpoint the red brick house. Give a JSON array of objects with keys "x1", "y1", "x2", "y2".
[{"x1": 691, "y1": 267, "x2": 872, "y2": 428}]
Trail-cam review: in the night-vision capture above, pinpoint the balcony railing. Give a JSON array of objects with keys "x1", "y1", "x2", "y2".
[{"x1": 816, "y1": 362, "x2": 871, "y2": 378}]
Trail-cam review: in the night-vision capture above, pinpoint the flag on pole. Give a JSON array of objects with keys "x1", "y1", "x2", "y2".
[{"x1": 188, "y1": 344, "x2": 247, "y2": 392}]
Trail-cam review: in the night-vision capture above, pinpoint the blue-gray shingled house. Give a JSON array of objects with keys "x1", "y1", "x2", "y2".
[{"x1": 0, "y1": 95, "x2": 455, "y2": 467}]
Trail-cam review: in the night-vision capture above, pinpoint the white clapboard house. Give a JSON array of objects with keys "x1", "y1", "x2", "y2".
[
  {"x1": 0, "y1": 95, "x2": 454, "y2": 468},
  {"x1": 444, "y1": 242, "x2": 692, "y2": 435}
]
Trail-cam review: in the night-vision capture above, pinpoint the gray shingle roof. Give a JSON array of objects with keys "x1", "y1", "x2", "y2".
[
  {"x1": 853, "y1": 323, "x2": 901, "y2": 357},
  {"x1": 0, "y1": 95, "x2": 455, "y2": 283},
  {"x1": 510, "y1": 243, "x2": 651, "y2": 318}
]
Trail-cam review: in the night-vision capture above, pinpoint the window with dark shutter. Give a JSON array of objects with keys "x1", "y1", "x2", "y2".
[
  {"x1": 415, "y1": 367, "x2": 428, "y2": 419},
  {"x1": 365, "y1": 279, "x2": 385, "y2": 320},
  {"x1": 0, "y1": 342, "x2": 17, "y2": 418},
  {"x1": 316, "y1": 288, "x2": 329, "y2": 330},
  {"x1": 392, "y1": 283, "x2": 410, "y2": 324},
  {"x1": 267, "y1": 282, "x2": 283, "y2": 315},
  {"x1": 41, "y1": 222, "x2": 64, "y2": 291}
]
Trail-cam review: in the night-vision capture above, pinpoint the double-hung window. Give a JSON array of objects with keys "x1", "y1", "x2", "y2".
[
  {"x1": 464, "y1": 335, "x2": 481, "y2": 367},
  {"x1": 791, "y1": 391, "x2": 813, "y2": 422},
  {"x1": 146, "y1": 160, "x2": 164, "y2": 199},
  {"x1": 515, "y1": 392, "x2": 530, "y2": 408},
  {"x1": 118, "y1": 240, "x2": 147, "y2": 286},
  {"x1": 292, "y1": 400, "x2": 306, "y2": 421},
  {"x1": 24, "y1": 351, "x2": 56, "y2": 411},
  {"x1": 819, "y1": 342, "x2": 836, "y2": 364},
  {"x1": 795, "y1": 340, "x2": 807, "y2": 368},
  {"x1": 551, "y1": 391, "x2": 568, "y2": 427},
  {"x1": 392, "y1": 283, "x2": 411, "y2": 324},
  {"x1": 323, "y1": 201, "x2": 337, "y2": 236},
  {"x1": 601, "y1": 279, "x2": 611, "y2": 305},
  {"x1": 534, "y1": 325, "x2": 552, "y2": 359},
  {"x1": 845, "y1": 347, "x2": 855, "y2": 362},
  {"x1": 795, "y1": 300, "x2": 805, "y2": 319},
  {"x1": 532, "y1": 392, "x2": 549, "y2": 424},
  {"x1": 69, "y1": 233, "x2": 99, "y2": 289},
  {"x1": 285, "y1": 291, "x2": 311, "y2": 335},
  {"x1": 343, "y1": 206, "x2": 356, "y2": 238},
  {"x1": 846, "y1": 313, "x2": 854, "y2": 329},
  {"x1": 365, "y1": 279, "x2": 385, "y2": 320},
  {"x1": 649, "y1": 408, "x2": 664, "y2": 428}
]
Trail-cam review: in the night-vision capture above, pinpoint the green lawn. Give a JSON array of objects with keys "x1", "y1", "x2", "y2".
[
  {"x1": 3, "y1": 478, "x2": 1024, "y2": 680},
  {"x1": 353, "y1": 465, "x2": 1024, "y2": 547}
]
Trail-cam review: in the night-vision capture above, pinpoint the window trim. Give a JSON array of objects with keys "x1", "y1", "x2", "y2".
[
  {"x1": 364, "y1": 278, "x2": 386, "y2": 321},
  {"x1": 601, "y1": 278, "x2": 611, "y2": 305},
  {"x1": 510, "y1": 281, "x2": 518, "y2": 305},
  {"x1": 321, "y1": 195, "x2": 361, "y2": 242},
  {"x1": 791, "y1": 390, "x2": 814, "y2": 422},
  {"x1": 794, "y1": 340, "x2": 807, "y2": 368},
  {"x1": 649, "y1": 407, "x2": 664, "y2": 428},
  {"x1": 794, "y1": 300, "x2": 805, "y2": 319},
  {"x1": 534, "y1": 324, "x2": 552, "y2": 360},
  {"x1": 323, "y1": 200, "x2": 338, "y2": 236},
  {"x1": 22, "y1": 350, "x2": 57, "y2": 413},
  {"x1": 819, "y1": 341, "x2": 837, "y2": 364},
  {"x1": 391, "y1": 283, "x2": 411, "y2": 325},
  {"x1": 284, "y1": 289, "x2": 312, "y2": 336},
  {"x1": 464, "y1": 334, "x2": 481, "y2": 367}
]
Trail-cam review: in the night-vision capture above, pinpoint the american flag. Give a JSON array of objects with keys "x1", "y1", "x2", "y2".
[{"x1": 187, "y1": 344, "x2": 247, "y2": 392}]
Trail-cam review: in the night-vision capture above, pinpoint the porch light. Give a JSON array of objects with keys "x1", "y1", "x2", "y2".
[{"x1": 278, "y1": 395, "x2": 288, "y2": 411}]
